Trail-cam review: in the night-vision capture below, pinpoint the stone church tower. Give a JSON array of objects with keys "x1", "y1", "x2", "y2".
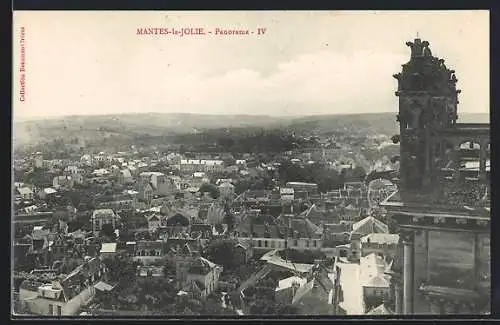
[{"x1": 392, "y1": 38, "x2": 461, "y2": 193}]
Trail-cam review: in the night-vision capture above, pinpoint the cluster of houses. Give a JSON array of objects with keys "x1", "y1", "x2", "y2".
[
  {"x1": 14, "y1": 206, "x2": 234, "y2": 316},
  {"x1": 230, "y1": 210, "x2": 400, "y2": 315},
  {"x1": 14, "y1": 146, "x2": 400, "y2": 316}
]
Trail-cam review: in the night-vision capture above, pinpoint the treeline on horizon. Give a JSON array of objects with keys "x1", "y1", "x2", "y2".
[
  {"x1": 14, "y1": 125, "x2": 345, "y2": 160},
  {"x1": 134, "y1": 127, "x2": 312, "y2": 154},
  {"x1": 14, "y1": 123, "x2": 351, "y2": 159}
]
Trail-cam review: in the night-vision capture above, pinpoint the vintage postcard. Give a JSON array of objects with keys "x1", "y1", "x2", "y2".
[{"x1": 12, "y1": 10, "x2": 490, "y2": 317}]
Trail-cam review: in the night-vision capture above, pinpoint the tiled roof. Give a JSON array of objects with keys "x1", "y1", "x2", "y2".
[
  {"x1": 92, "y1": 209, "x2": 116, "y2": 219},
  {"x1": 19, "y1": 280, "x2": 45, "y2": 292},
  {"x1": 267, "y1": 259, "x2": 313, "y2": 275},
  {"x1": 165, "y1": 238, "x2": 199, "y2": 252},
  {"x1": 100, "y1": 243, "x2": 117, "y2": 253},
  {"x1": 359, "y1": 253, "x2": 391, "y2": 288},
  {"x1": 235, "y1": 241, "x2": 250, "y2": 250},
  {"x1": 188, "y1": 256, "x2": 218, "y2": 275},
  {"x1": 182, "y1": 279, "x2": 204, "y2": 293},
  {"x1": 94, "y1": 281, "x2": 115, "y2": 292},
  {"x1": 366, "y1": 303, "x2": 394, "y2": 315},
  {"x1": 291, "y1": 277, "x2": 313, "y2": 302},
  {"x1": 136, "y1": 240, "x2": 164, "y2": 250},
  {"x1": 352, "y1": 216, "x2": 388, "y2": 235},
  {"x1": 198, "y1": 256, "x2": 217, "y2": 269},
  {"x1": 361, "y1": 233, "x2": 399, "y2": 245},
  {"x1": 301, "y1": 204, "x2": 326, "y2": 219},
  {"x1": 276, "y1": 276, "x2": 307, "y2": 291}
]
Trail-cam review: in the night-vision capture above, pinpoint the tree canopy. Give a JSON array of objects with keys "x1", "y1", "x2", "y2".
[
  {"x1": 203, "y1": 239, "x2": 237, "y2": 270},
  {"x1": 199, "y1": 183, "x2": 220, "y2": 199},
  {"x1": 100, "y1": 223, "x2": 117, "y2": 240}
]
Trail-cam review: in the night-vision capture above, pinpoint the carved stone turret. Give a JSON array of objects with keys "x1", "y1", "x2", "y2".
[{"x1": 394, "y1": 37, "x2": 461, "y2": 194}]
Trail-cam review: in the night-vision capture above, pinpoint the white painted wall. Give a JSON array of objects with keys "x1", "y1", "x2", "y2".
[{"x1": 20, "y1": 286, "x2": 95, "y2": 316}]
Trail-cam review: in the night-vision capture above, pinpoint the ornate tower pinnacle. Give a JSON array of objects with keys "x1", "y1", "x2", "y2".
[{"x1": 393, "y1": 38, "x2": 461, "y2": 193}]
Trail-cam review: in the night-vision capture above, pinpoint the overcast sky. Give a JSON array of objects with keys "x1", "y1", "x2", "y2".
[{"x1": 12, "y1": 10, "x2": 489, "y2": 120}]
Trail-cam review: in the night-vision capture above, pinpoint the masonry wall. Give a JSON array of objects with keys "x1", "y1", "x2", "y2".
[{"x1": 413, "y1": 230, "x2": 430, "y2": 314}]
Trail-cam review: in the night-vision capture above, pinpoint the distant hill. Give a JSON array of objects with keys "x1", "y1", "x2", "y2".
[
  {"x1": 13, "y1": 113, "x2": 292, "y2": 147},
  {"x1": 13, "y1": 111, "x2": 489, "y2": 148},
  {"x1": 286, "y1": 112, "x2": 490, "y2": 136},
  {"x1": 286, "y1": 112, "x2": 399, "y2": 136}
]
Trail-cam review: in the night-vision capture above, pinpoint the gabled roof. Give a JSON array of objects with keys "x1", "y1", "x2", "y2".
[
  {"x1": 359, "y1": 253, "x2": 391, "y2": 288},
  {"x1": 266, "y1": 259, "x2": 314, "y2": 275},
  {"x1": 305, "y1": 218, "x2": 323, "y2": 235},
  {"x1": 235, "y1": 241, "x2": 250, "y2": 250},
  {"x1": 366, "y1": 303, "x2": 394, "y2": 315},
  {"x1": 59, "y1": 257, "x2": 102, "y2": 301},
  {"x1": 147, "y1": 214, "x2": 163, "y2": 222},
  {"x1": 352, "y1": 216, "x2": 388, "y2": 235},
  {"x1": 94, "y1": 281, "x2": 115, "y2": 292},
  {"x1": 290, "y1": 270, "x2": 334, "y2": 306},
  {"x1": 188, "y1": 256, "x2": 219, "y2": 275},
  {"x1": 301, "y1": 204, "x2": 326, "y2": 220}
]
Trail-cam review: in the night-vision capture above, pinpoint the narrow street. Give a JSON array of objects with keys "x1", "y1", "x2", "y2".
[{"x1": 337, "y1": 263, "x2": 364, "y2": 315}]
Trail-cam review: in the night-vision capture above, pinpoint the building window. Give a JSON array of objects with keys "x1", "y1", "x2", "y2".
[
  {"x1": 264, "y1": 241, "x2": 268, "y2": 248},
  {"x1": 49, "y1": 304, "x2": 54, "y2": 315},
  {"x1": 306, "y1": 240, "x2": 310, "y2": 248},
  {"x1": 56, "y1": 305, "x2": 62, "y2": 316},
  {"x1": 293, "y1": 239, "x2": 298, "y2": 247},
  {"x1": 258, "y1": 240, "x2": 262, "y2": 247},
  {"x1": 313, "y1": 240, "x2": 317, "y2": 248}
]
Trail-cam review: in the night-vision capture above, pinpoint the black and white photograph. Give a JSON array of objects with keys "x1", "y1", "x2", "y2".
[{"x1": 12, "y1": 10, "x2": 490, "y2": 317}]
